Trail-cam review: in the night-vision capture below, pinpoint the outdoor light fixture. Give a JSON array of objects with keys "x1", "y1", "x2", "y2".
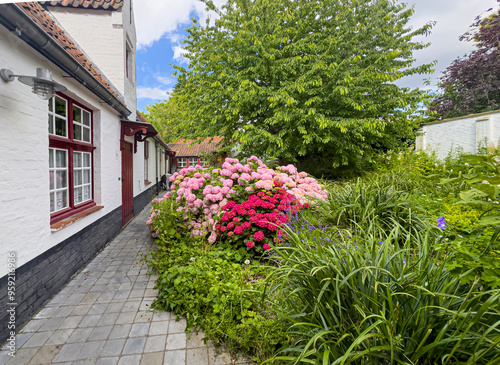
[{"x1": 0, "y1": 67, "x2": 66, "y2": 100}]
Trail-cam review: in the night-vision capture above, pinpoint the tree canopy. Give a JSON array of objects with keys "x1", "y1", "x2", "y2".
[
  {"x1": 165, "y1": 0, "x2": 435, "y2": 169},
  {"x1": 430, "y1": 5, "x2": 500, "y2": 119}
]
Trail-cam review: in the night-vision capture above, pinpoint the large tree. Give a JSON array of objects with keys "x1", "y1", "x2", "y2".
[
  {"x1": 174, "y1": 0, "x2": 435, "y2": 167},
  {"x1": 430, "y1": 5, "x2": 500, "y2": 119}
]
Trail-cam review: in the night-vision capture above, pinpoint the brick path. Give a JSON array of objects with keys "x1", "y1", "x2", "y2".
[{"x1": 0, "y1": 201, "x2": 254, "y2": 365}]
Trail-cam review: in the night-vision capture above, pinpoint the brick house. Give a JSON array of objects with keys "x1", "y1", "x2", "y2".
[
  {"x1": 0, "y1": 0, "x2": 170, "y2": 343},
  {"x1": 168, "y1": 137, "x2": 227, "y2": 171}
]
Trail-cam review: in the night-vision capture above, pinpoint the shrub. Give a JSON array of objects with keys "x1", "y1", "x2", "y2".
[{"x1": 147, "y1": 156, "x2": 328, "y2": 249}]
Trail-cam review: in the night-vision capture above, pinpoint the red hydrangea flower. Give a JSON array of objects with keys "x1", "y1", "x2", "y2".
[
  {"x1": 254, "y1": 231, "x2": 265, "y2": 241},
  {"x1": 246, "y1": 240, "x2": 255, "y2": 249},
  {"x1": 234, "y1": 226, "x2": 244, "y2": 235},
  {"x1": 263, "y1": 243, "x2": 271, "y2": 250}
]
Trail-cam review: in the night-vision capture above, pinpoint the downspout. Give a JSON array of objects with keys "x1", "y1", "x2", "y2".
[
  {"x1": 0, "y1": 3, "x2": 132, "y2": 118},
  {"x1": 155, "y1": 142, "x2": 159, "y2": 195}
]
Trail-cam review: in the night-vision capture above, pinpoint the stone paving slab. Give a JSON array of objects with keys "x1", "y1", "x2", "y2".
[{"x1": 0, "y1": 201, "x2": 255, "y2": 365}]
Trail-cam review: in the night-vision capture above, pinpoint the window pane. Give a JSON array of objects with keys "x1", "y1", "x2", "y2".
[
  {"x1": 56, "y1": 190, "x2": 68, "y2": 210},
  {"x1": 83, "y1": 111, "x2": 90, "y2": 126},
  {"x1": 74, "y1": 187, "x2": 82, "y2": 205},
  {"x1": 55, "y1": 96, "x2": 66, "y2": 117},
  {"x1": 56, "y1": 170, "x2": 67, "y2": 189},
  {"x1": 49, "y1": 149, "x2": 54, "y2": 168},
  {"x1": 56, "y1": 150, "x2": 67, "y2": 168},
  {"x1": 73, "y1": 105, "x2": 82, "y2": 124},
  {"x1": 50, "y1": 192, "x2": 55, "y2": 213},
  {"x1": 48, "y1": 98, "x2": 53, "y2": 112},
  {"x1": 83, "y1": 169, "x2": 90, "y2": 184},
  {"x1": 83, "y1": 127, "x2": 90, "y2": 143},
  {"x1": 49, "y1": 172, "x2": 54, "y2": 190},
  {"x1": 55, "y1": 117, "x2": 66, "y2": 137},
  {"x1": 73, "y1": 124, "x2": 81, "y2": 141},
  {"x1": 83, "y1": 153, "x2": 91, "y2": 167},
  {"x1": 83, "y1": 185, "x2": 91, "y2": 201},
  {"x1": 48, "y1": 115, "x2": 54, "y2": 134},
  {"x1": 74, "y1": 170, "x2": 82, "y2": 186},
  {"x1": 74, "y1": 152, "x2": 82, "y2": 168}
]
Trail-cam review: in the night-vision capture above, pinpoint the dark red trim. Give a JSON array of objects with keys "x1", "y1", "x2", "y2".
[
  {"x1": 49, "y1": 93, "x2": 95, "y2": 225},
  {"x1": 50, "y1": 201, "x2": 96, "y2": 225}
]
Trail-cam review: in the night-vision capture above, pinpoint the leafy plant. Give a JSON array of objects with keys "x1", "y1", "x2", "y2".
[{"x1": 265, "y1": 226, "x2": 500, "y2": 364}]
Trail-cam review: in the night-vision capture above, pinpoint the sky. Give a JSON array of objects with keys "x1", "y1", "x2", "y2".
[{"x1": 134, "y1": 0, "x2": 499, "y2": 113}]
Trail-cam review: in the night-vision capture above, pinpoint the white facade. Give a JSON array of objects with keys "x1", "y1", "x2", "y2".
[
  {"x1": 46, "y1": 0, "x2": 137, "y2": 113},
  {"x1": 416, "y1": 110, "x2": 500, "y2": 160},
  {"x1": 0, "y1": 29, "x2": 123, "y2": 278}
]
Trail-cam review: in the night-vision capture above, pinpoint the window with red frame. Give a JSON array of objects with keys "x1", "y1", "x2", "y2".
[
  {"x1": 144, "y1": 140, "x2": 149, "y2": 182},
  {"x1": 48, "y1": 94, "x2": 95, "y2": 224}
]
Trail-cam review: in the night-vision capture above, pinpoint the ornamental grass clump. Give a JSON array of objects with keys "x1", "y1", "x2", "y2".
[
  {"x1": 265, "y1": 225, "x2": 500, "y2": 364},
  {"x1": 147, "y1": 156, "x2": 328, "y2": 251}
]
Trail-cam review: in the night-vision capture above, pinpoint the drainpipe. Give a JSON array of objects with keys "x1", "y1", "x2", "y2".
[{"x1": 155, "y1": 142, "x2": 159, "y2": 195}]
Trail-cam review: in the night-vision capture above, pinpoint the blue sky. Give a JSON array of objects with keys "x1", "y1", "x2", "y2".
[{"x1": 133, "y1": 0, "x2": 500, "y2": 113}]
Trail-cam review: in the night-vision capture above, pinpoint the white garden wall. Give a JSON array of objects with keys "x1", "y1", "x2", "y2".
[
  {"x1": 0, "y1": 29, "x2": 123, "y2": 278},
  {"x1": 416, "y1": 110, "x2": 500, "y2": 160}
]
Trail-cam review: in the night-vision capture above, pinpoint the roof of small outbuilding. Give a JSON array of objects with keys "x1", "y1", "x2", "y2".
[{"x1": 168, "y1": 137, "x2": 224, "y2": 157}]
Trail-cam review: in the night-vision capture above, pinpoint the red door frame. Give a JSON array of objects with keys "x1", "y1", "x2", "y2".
[{"x1": 121, "y1": 141, "x2": 134, "y2": 226}]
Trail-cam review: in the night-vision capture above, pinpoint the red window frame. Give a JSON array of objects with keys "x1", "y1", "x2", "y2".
[{"x1": 49, "y1": 93, "x2": 96, "y2": 225}]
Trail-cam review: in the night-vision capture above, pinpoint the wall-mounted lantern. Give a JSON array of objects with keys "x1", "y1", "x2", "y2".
[{"x1": 0, "y1": 67, "x2": 67, "y2": 100}]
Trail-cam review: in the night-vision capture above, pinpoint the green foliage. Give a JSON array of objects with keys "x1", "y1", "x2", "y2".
[
  {"x1": 175, "y1": 0, "x2": 435, "y2": 169},
  {"x1": 315, "y1": 178, "x2": 430, "y2": 240},
  {"x1": 146, "y1": 203, "x2": 288, "y2": 361},
  {"x1": 144, "y1": 93, "x2": 187, "y2": 143},
  {"x1": 266, "y1": 225, "x2": 500, "y2": 364}
]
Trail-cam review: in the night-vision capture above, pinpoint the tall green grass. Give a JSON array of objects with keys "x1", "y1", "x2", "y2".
[{"x1": 265, "y1": 226, "x2": 500, "y2": 364}]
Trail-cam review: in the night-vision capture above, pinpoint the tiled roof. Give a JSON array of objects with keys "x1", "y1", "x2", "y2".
[
  {"x1": 42, "y1": 0, "x2": 123, "y2": 10},
  {"x1": 168, "y1": 137, "x2": 224, "y2": 157},
  {"x1": 17, "y1": 2, "x2": 124, "y2": 105}
]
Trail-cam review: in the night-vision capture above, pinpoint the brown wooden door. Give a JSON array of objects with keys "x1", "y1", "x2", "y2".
[{"x1": 122, "y1": 141, "x2": 134, "y2": 226}]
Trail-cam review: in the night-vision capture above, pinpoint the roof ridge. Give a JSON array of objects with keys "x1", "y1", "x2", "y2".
[{"x1": 41, "y1": 0, "x2": 124, "y2": 11}]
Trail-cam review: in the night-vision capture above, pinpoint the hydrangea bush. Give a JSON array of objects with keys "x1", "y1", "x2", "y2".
[{"x1": 147, "y1": 156, "x2": 328, "y2": 251}]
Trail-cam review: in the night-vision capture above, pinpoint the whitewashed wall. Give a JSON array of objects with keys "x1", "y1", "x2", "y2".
[
  {"x1": 47, "y1": 0, "x2": 137, "y2": 114},
  {"x1": 0, "y1": 29, "x2": 124, "y2": 278},
  {"x1": 416, "y1": 111, "x2": 500, "y2": 160}
]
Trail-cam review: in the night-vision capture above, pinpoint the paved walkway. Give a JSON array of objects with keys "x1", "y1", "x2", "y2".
[{"x1": 0, "y1": 201, "x2": 253, "y2": 365}]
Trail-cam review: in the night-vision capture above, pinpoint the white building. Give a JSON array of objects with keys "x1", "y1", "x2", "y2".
[
  {"x1": 416, "y1": 110, "x2": 500, "y2": 160},
  {"x1": 0, "y1": 0, "x2": 171, "y2": 342}
]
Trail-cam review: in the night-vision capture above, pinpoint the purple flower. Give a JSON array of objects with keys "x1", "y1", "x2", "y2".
[
  {"x1": 378, "y1": 241, "x2": 384, "y2": 245},
  {"x1": 437, "y1": 216, "x2": 447, "y2": 229}
]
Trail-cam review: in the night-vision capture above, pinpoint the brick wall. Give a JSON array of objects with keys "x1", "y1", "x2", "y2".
[{"x1": 0, "y1": 206, "x2": 122, "y2": 346}]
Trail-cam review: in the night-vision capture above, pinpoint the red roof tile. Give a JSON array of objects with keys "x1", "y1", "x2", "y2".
[
  {"x1": 17, "y1": 2, "x2": 125, "y2": 105},
  {"x1": 42, "y1": 0, "x2": 123, "y2": 10},
  {"x1": 168, "y1": 137, "x2": 224, "y2": 157}
]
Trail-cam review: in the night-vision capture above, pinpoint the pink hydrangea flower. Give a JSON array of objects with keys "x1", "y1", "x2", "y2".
[
  {"x1": 246, "y1": 240, "x2": 255, "y2": 249},
  {"x1": 263, "y1": 243, "x2": 271, "y2": 250}
]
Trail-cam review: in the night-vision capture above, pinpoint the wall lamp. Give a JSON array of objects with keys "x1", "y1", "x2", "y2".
[{"x1": 0, "y1": 67, "x2": 66, "y2": 100}]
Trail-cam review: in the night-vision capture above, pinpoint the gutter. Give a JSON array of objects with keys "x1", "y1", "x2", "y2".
[{"x1": 0, "y1": 3, "x2": 132, "y2": 118}]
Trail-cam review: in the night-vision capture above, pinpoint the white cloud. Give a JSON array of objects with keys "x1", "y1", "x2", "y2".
[
  {"x1": 134, "y1": 0, "x2": 226, "y2": 50},
  {"x1": 156, "y1": 75, "x2": 174, "y2": 85},
  {"x1": 397, "y1": 0, "x2": 499, "y2": 90},
  {"x1": 137, "y1": 86, "x2": 172, "y2": 100},
  {"x1": 172, "y1": 45, "x2": 189, "y2": 64}
]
